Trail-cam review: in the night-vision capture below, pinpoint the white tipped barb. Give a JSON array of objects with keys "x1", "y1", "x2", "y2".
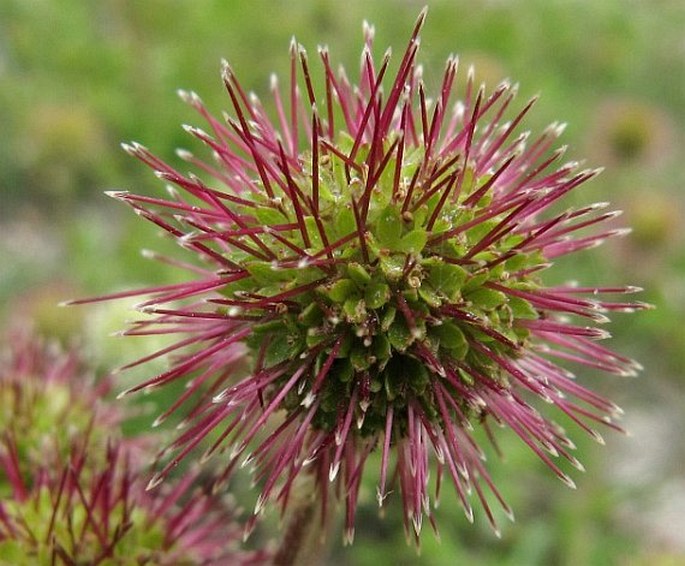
[
  {"x1": 412, "y1": 512, "x2": 423, "y2": 537},
  {"x1": 362, "y1": 19, "x2": 375, "y2": 40},
  {"x1": 559, "y1": 472, "x2": 577, "y2": 490},
  {"x1": 151, "y1": 414, "x2": 166, "y2": 428},
  {"x1": 146, "y1": 473, "x2": 164, "y2": 491},
  {"x1": 467, "y1": 64, "x2": 475, "y2": 82},
  {"x1": 253, "y1": 494, "x2": 267, "y2": 516},
  {"x1": 241, "y1": 453, "x2": 254, "y2": 469},
  {"x1": 301, "y1": 392, "x2": 316, "y2": 408},
  {"x1": 569, "y1": 456, "x2": 586, "y2": 472},
  {"x1": 182, "y1": 124, "x2": 210, "y2": 139},
  {"x1": 104, "y1": 189, "x2": 128, "y2": 200},
  {"x1": 175, "y1": 148, "x2": 194, "y2": 160},
  {"x1": 589, "y1": 429, "x2": 606, "y2": 445},
  {"x1": 116, "y1": 387, "x2": 134, "y2": 400},
  {"x1": 610, "y1": 403, "x2": 625, "y2": 417},
  {"x1": 212, "y1": 389, "x2": 228, "y2": 404},
  {"x1": 177, "y1": 89, "x2": 202, "y2": 105},
  {"x1": 220, "y1": 58, "x2": 233, "y2": 81},
  {"x1": 329, "y1": 462, "x2": 340, "y2": 482}
]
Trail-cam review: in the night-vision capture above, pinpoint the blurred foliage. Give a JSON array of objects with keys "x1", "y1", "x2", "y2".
[{"x1": 2, "y1": 0, "x2": 685, "y2": 564}]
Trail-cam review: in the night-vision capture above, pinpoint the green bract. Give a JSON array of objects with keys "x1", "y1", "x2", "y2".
[{"x1": 233, "y1": 139, "x2": 540, "y2": 435}]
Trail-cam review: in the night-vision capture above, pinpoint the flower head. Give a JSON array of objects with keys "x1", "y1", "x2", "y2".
[
  {"x1": 0, "y1": 329, "x2": 120, "y2": 485},
  {"x1": 73, "y1": 9, "x2": 649, "y2": 542},
  {"x1": 0, "y1": 330, "x2": 268, "y2": 564},
  {"x1": 0, "y1": 438, "x2": 267, "y2": 565}
]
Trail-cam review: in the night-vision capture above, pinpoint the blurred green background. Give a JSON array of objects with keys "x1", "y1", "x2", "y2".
[{"x1": 1, "y1": 0, "x2": 684, "y2": 564}]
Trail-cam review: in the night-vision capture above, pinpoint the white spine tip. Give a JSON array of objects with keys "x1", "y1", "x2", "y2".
[
  {"x1": 175, "y1": 148, "x2": 194, "y2": 160},
  {"x1": 301, "y1": 392, "x2": 316, "y2": 408},
  {"x1": 116, "y1": 388, "x2": 132, "y2": 400},
  {"x1": 253, "y1": 494, "x2": 266, "y2": 516},
  {"x1": 220, "y1": 58, "x2": 232, "y2": 79},
  {"x1": 146, "y1": 474, "x2": 163, "y2": 491},
  {"x1": 343, "y1": 527, "x2": 355, "y2": 546},
  {"x1": 120, "y1": 142, "x2": 138, "y2": 155},
  {"x1": 590, "y1": 430, "x2": 605, "y2": 445},
  {"x1": 104, "y1": 189, "x2": 128, "y2": 199}
]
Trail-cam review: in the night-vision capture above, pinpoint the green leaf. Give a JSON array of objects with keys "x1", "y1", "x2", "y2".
[
  {"x1": 351, "y1": 343, "x2": 372, "y2": 371},
  {"x1": 369, "y1": 376, "x2": 383, "y2": 393},
  {"x1": 433, "y1": 320, "x2": 469, "y2": 359},
  {"x1": 406, "y1": 357, "x2": 430, "y2": 395},
  {"x1": 504, "y1": 252, "x2": 529, "y2": 273},
  {"x1": 0, "y1": 540, "x2": 27, "y2": 563},
  {"x1": 383, "y1": 365, "x2": 403, "y2": 401},
  {"x1": 256, "y1": 206, "x2": 288, "y2": 225},
  {"x1": 364, "y1": 280, "x2": 391, "y2": 309},
  {"x1": 376, "y1": 204, "x2": 403, "y2": 246},
  {"x1": 380, "y1": 306, "x2": 397, "y2": 331},
  {"x1": 333, "y1": 206, "x2": 356, "y2": 239},
  {"x1": 379, "y1": 255, "x2": 405, "y2": 283},
  {"x1": 246, "y1": 261, "x2": 291, "y2": 285},
  {"x1": 343, "y1": 298, "x2": 366, "y2": 323},
  {"x1": 332, "y1": 358, "x2": 354, "y2": 383},
  {"x1": 508, "y1": 296, "x2": 539, "y2": 320},
  {"x1": 304, "y1": 217, "x2": 323, "y2": 248},
  {"x1": 462, "y1": 272, "x2": 489, "y2": 293},
  {"x1": 426, "y1": 260, "x2": 468, "y2": 301},
  {"x1": 418, "y1": 282, "x2": 442, "y2": 308},
  {"x1": 299, "y1": 302, "x2": 323, "y2": 325},
  {"x1": 397, "y1": 228, "x2": 427, "y2": 253},
  {"x1": 336, "y1": 334, "x2": 353, "y2": 358},
  {"x1": 326, "y1": 278, "x2": 358, "y2": 303},
  {"x1": 306, "y1": 328, "x2": 328, "y2": 348},
  {"x1": 465, "y1": 219, "x2": 499, "y2": 246},
  {"x1": 465, "y1": 288, "x2": 507, "y2": 310},
  {"x1": 263, "y1": 329, "x2": 304, "y2": 367},
  {"x1": 372, "y1": 334, "x2": 392, "y2": 365},
  {"x1": 347, "y1": 262, "x2": 371, "y2": 285},
  {"x1": 388, "y1": 317, "x2": 413, "y2": 351}
]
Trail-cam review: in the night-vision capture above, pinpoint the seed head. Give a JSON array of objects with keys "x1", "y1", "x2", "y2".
[
  {"x1": 73, "y1": 9, "x2": 649, "y2": 542},
  {"x1": 0, "y1": 330, "x2": 268, "y2": 564}
]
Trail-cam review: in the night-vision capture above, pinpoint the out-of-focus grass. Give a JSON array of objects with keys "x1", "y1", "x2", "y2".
[{"x1": 2, "y1": 1, "x2": 685, "y2": 564}]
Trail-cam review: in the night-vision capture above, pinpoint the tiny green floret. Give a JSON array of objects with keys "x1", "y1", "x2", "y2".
[{"x1": 238, "y1": 134, "x2": 544, "y2": 437}]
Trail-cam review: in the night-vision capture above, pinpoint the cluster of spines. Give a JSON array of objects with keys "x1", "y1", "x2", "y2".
[{"x1": 62, "y1": 7, "x2": 653, "y2": 543}]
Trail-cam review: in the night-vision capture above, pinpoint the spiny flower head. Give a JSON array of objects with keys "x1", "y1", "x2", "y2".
[
  {"x1": 0, "y1": 438, "x2": 267, "y2": 565},
  {"x1": 74, "y1": 9, "x2": 649, "y2": 543},
  {"x1": 0, "y1": 329, "x2": 120, "y2": 486},
  {"x1": 0, "y1": 330, "x2": 268, "y2": 564}
]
